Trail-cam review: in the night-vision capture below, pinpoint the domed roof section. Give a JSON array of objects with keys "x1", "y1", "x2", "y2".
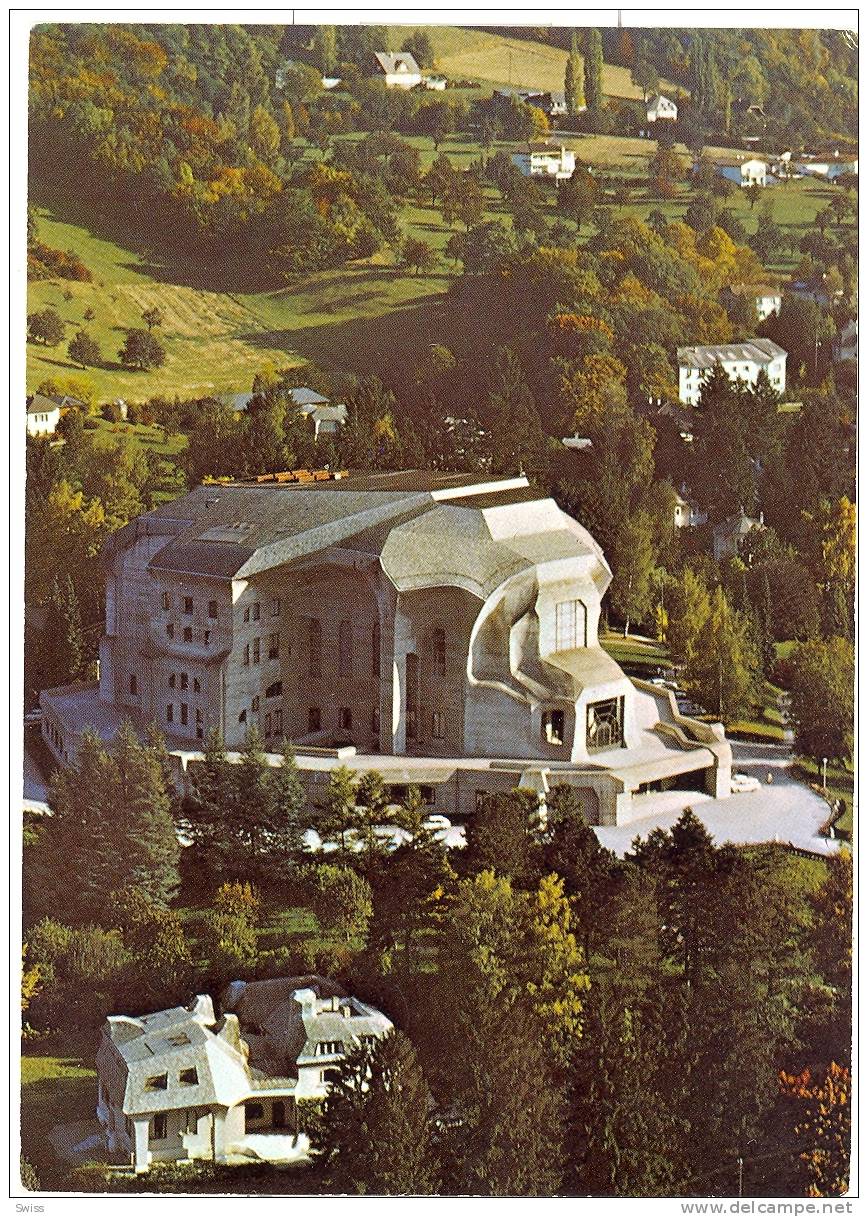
[{"x1": 380, "y1": 496, "x2": 611, "y2": 600}]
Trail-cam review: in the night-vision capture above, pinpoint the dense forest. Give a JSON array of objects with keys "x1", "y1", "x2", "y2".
[{"x1": 23, "y1": 732, "x2": 852, "y2": 1196}]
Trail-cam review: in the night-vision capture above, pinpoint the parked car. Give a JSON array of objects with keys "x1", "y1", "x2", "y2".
[{"x1": 731, "y1": 773, "x2": 762, "y2": 794}]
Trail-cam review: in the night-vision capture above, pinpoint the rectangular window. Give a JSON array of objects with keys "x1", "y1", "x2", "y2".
[
  {"x1": 180, "y1": 673, "x2": 188, "y2": 691},
  {"x1": 268, "y1": 633, "x2": 279, "y2": 659},
  {"x1": 338, "y1": 707, "x2": 352, "y2": 731},
  {"x1": 308, "y1": 707, "x2": 321, "y2": 733},
  {"x1": 542, "y1": 709, "x2": 565, "y2": 746},
  {"x1": 338, "y1": 619, "x2": 353, "y2": 677},
  {"x1": 183, "y1": 597, "x2": 194, "y2": 615},
  {"x1": 433, "y1": 629, "x2": 446, "y2": 678},
  {"x1": 555, "y1": 600, "x2": 585, "y2": 650},
  {"x1": 169, "y1": 673, "x2": 176, "y2": 689},
  {"x1": 253, "y1": 638, "x2": 260, "y2": 664},
  {"x1": 166, "y1": 705, "x2": 173, "y2": 724},
  {"x1": 203, "y1": 630, "x2": 211, "y2": 646},
  {"x1": 129, "y1": 674, "x2": 138, "y2": 696},
  {"x1": 161, "y1": 592, "x2": 171, "y2": 611},
  {"x1": 251, "y1": 602, "x2": 260, "y2": 622},
  {"x1": 308, "y1": 618, "x2": 322, "y2": 678},
  {"x1": 586, "y1": 697, "x2": 624, "y2": 752},
  {"x1": 244, "y1": 607, "x2": 250, "y2": 624},
  {"x1": 183, "y1": 626, "x2": 193, "y2": 643},
  {"x1": 432, "y1": 711, "x2": 445, "y2": 739},
  {"x1": 243, "y1": 644, "x2": 250, "y2": 666},
  {"x1": 274, "y1": 708, "x2": 283, "y2": 734},
  {"x1": 271, "y1": 598, "x2": 281, "y2": 617},
  {"x1": 245, "y1": 1102, "x2": 264, "y2": 1122},
  {"x1": 266, "y1": 681, "x2": 283, "y2": 699},
  {"x1": 372, "y1": 622, "x2": 380, "y2": 678},
  {"x1": 208, "y1": 600, "x2": 218, "y2": 619},
  {"x1": 193, "y1": 678, "x2": 200, "y2": 694},
  {"x1": 146, "y1": 1074, "x2": 168, "y2": 1092},
  {"x1": 184, "y1": 1109, "x2": 199, "y2": 1133},
  {"x1": 153, "y1": 1113, "x2": 167, "y2": 1140},
  {"x1": 179, "y1": 1067, "x2": 198, "y2": 1086},
  {"x1": 166, "y1": 623, "x2": 175, "y2": 639},
  {"x1": 180, "y1": 703, "x2": 188, "y2": 726}
]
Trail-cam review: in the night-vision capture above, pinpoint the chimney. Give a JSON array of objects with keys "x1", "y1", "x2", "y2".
[{"x1": 293, "y1": 988, "x2": 318, "y2": 1018}]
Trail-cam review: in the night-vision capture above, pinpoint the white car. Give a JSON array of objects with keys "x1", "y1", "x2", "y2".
[
  {"x1": 731, "y1": 773, "x2": 761, "y2": 794},
  {"x1": 423, "y1": 814, "x2": 452, "y2": 831}
]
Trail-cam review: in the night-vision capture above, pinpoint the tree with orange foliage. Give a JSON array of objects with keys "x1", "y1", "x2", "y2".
[{"x1": 779, "y1": 1063, "x2": 850, "y2": 1197}]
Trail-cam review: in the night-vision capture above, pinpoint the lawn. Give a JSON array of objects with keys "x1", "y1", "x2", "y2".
[
  {"x1": 396, "y1": 24, "x2": 681, "y2": 100},
  {"x1": 20, "y1": 1040, "x2": 98, "y2": 1189},
  {"x1": 792, "y1": 757, "x2": 854, "y2": 837},
  {"x1": 600, "y1": 631, "x2": 669, "y2": 676}
]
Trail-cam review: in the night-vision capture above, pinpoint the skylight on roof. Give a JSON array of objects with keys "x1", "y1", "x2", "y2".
[{"x1": 145, "y1": 1073, "x2": 168, "y2": 1091}]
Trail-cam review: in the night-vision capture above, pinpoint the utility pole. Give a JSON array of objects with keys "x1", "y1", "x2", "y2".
[{"x1": 737, "y1": 1155, "x2": 744, "y2": 1197}]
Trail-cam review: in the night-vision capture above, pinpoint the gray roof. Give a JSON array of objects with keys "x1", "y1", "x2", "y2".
[
  {"x1": 713, "y1": 511, "x2": 760, "y2": 539},
  {"x1": 124, "y1": 474, "x2": 564, "y2": 587},
  {"x1": 373, "y1": 51, "x2": 420, "y2": 76},
  {"x1": 290, "y1": 386, "x2": 330, "y2": 407},
  {"x1": 677, "y1": 338, "x2": 787, "y2": 370},
  {"x1": 27, "y1": 393, "x2": 61, "y2": 415}
]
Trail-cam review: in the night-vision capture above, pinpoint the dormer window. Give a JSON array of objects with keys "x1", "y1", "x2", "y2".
[
  {"x1": 145, "y1": 1073, "x2": 168, "y2": 1091},
  {"x1": 179, "y1": 1067, "x2": 198, "y2": 1085}
]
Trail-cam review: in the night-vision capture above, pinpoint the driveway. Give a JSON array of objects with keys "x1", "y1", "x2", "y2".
[{"x1": 594, "y1": 740, "x2": 840, "y2": 858}]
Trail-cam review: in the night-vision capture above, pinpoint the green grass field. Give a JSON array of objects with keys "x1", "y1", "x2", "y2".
[
  {"x1": 391, "y1": 24, "x2": 681, "y2": 100},
  {"x1": 20, "y1": 1042, "x2": 98, "y2": 1188}
]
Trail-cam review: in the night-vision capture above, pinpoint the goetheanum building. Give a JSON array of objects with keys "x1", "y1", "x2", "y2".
[{"x1": 41, "y1": 471, "x2": 731, "y2": 825}]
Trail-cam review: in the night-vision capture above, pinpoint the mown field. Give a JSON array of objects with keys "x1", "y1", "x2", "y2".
[{"x1": 388, "y1": 24, "x2": 681, "y2": 99}]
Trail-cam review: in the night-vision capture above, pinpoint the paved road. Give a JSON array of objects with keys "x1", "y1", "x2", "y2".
[{"x1": 595, "y1": 739, "x2": 840, "y2": 858}]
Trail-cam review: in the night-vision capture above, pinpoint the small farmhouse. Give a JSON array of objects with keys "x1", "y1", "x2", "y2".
[
  {"x1": 677, "y1": 339, "x2": 787, "y2": 405},
  {"x1": 96, "y1": 978, "x2": 393, "y2": 1173},
  {"x1": 712, "y1": 511, "x2": 764, "y2": 562},
  {"x1": 511, "y1": 144, "x2": 576, "y2": 181},
  {"x1": 646, "y1": 94, "x2": 677, "y2": 123},
  {"x1": 712, "y1": 157, "x2": 771, "y2": 187},
  {"x1": 26, "y1": 393, "x2": 61, "y2": 437},
  {"x1": 373, "y1": 51, "x2": 422, "y2": 89}
]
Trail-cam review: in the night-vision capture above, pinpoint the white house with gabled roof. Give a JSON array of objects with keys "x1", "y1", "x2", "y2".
[
  {"x1": 372, "y1": 51, "x2": 422, "y2": 89},
  {"x1": 646, "y1": 94, "x2": 677, "y2": 123}
]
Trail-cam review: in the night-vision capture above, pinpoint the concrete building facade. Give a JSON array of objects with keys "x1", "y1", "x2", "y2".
[
  {"x1": 41, "y1": 472, "x2": 731, "y2": 826},
  {"x1": 96, "y1": 978, "x2": 392, "y2": 1173}
]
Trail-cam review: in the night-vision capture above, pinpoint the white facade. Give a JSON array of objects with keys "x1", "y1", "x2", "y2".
[
  {"x1": 26, "y1": 401, "x2": 61, "y2": 436},
  {"x1": 716, "y1": 158, "x2": 770, "y2": 187},
  {"x1": 646, "y1": 94, "x2": 677, "y2": 122},
  {"x1": 373, "y1": 52, "x2": 422, "y2": 89},
  {"x1": 754, "y1": 291, "x2": 782, "y2": 321},
  {"x1": 423, "y1": 75, "x2": 447, "y2": 90},
  {"x1": 677, "y1": 339, "x2": 788, "y2": 406},
  {"x1": 511, "y1": 145, "x2": 576, "y2": 181}
]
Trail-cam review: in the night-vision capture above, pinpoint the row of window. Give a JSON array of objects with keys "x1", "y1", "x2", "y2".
[
  {"x1": 166, "y1": 703, "x2": 205, "y2": 734},
  {"x1": 243, "y1": 599, "x2": 281, "y2": 623},
  {"x1": 243, "y1": 635, "x2": 280, "y2": 665},
  {"x1": 168, "y1": 672, "x2": 200, "y2": 693},
  {"x1": 161, "y1": 592, "x2": 219, "y2": 618},
  {"x1": 166, "y1": 623, "x2": 211, "y2": 645}
]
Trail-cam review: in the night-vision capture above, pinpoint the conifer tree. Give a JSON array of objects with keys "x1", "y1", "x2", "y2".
[
  {"x1": 312, "y1": 1030, "x2": 439, "y2": 1194},
  {"x1": 44, "y1": 723, "x2": 180, "y2": 922},
  {"x1": 583, "y1": 29, "x2": 604, "y2": 115},
  {"x1": 564, "y1": 31, "x2": 584, "y2": 115}
]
